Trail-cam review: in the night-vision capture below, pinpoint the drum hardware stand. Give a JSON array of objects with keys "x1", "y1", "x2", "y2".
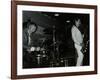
[
  {"x1": 36, "y1": 53, "x2": 41, "y2": 67},
  {"x1": 50, "y1": 26, "x2": 61, "y2": 66}
]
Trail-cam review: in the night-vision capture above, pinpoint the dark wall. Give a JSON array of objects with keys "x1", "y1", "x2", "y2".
[{"x1": 23, "y1": 11, "x2": 57, "y2": 28}]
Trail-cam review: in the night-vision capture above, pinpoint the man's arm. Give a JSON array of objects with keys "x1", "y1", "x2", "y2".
[{"x1": 23, "y1": 30, "x2": 29, "y2": 49}]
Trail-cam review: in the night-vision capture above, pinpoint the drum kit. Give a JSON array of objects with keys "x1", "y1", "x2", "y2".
[{"x1": 28, "y1": 26, "x2": 68, "y2": 67}]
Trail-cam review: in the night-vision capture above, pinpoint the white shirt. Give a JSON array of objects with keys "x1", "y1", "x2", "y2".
[{"x1": 71, "y1": 25, "x2": 83, "y2": 46}]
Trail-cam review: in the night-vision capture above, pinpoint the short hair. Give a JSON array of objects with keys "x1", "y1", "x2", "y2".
[
  {"x1": 73, "y1": 17, "x2": 81, "y2": 25},
  {"x1": 27, "y1": 20, "x2": 37, "y2": 28},
  {"x1": 75, "y1": 17, "x2": 81, "y2": 21},
  {"x1": 23, "y1": 19, "x2": 38, "y2": 32}
]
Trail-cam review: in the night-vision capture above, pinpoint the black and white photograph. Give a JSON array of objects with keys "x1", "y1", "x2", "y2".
[
  {"x1": 22, "y1": 11, "x2": 90, "y2": 68},
  {"x1": 11, "y1": 1, "x2": 97, "y2": 79}
]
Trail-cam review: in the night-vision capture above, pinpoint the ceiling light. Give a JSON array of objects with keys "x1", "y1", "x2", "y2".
[
  {"x1": 54, "y1": 13, "x2": 59, "y2": 16},
  {"x1": 66, "y1": 20, "x2": 70, "y2": 23}
]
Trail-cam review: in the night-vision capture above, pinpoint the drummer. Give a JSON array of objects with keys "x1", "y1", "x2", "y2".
[
  {"x1": 23, "y1": 21, "x2": 38, "y2": 52},
  {"x1": 23, "y1": 20, "x2": 38, "y2": 68}
]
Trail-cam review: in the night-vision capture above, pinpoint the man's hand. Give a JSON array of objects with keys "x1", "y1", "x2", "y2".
[{"x1": 27, "y1": 47, "x2": 32, "y2": 53}]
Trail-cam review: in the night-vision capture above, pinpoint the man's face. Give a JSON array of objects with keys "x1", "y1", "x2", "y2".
[
  {"x1": 75, "y1": 19, "x2": 81, "y2": 27},
  {"x1": 29, "y1": 24, "x2": 37, "y2": 33}
]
